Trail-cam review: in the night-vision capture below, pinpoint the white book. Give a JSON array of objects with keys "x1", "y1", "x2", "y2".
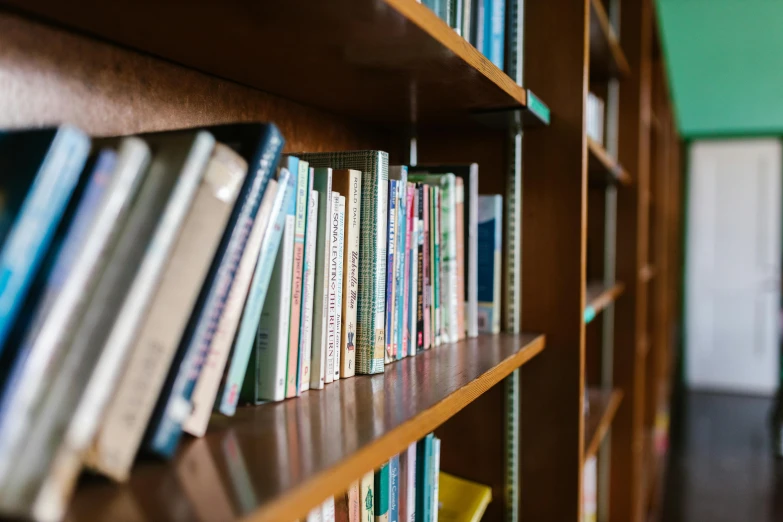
[
  {"x1": 432, "y1": 437, "x2": 441, "y2": 522},
  {"x1": 321, "y1": 496, "x2": 336, "y2": 522},
  {"x1": 87, "y1": 141, "x2": 243, "y2": 482},
  {"x1": 325, "y1": 191, "x2": 341, "y2": 385},
  {"x1": 310, "y1": 168, "x2": 333, "y2": 390},
  {"x1": 438, "y1": 175, "x2": 459, "y2": 344},
  {"x1": 256, "y1": 214, "x2": 296, "y2": 401},
  {"x1": 184, "y1": 179, "x2": 278, "y2": 437},
  {"x1": 406, "y1": 442, "x2": 416, "y2": 522},
  {"x1": 332, "y1": 195, "x2": 346, "y2": 382},
  {"x1": 298, "y1": 191, "x2": 319, "y2": 392},
  {"x1": 307, "y1": 506, "x2": 323, "y2": 522}
]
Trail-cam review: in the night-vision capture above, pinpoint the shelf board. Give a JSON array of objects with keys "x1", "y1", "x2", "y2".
[
  {"x1": 66, "y1": 333, "x2": 545, "y2": 522},
  {"x1": 640, "y1": 264, "x2": 656, "y2": 283},
  {"x1": 584, "y1": 388, "x2": 623, "y2": 461},
  {"x1": 584, "y1": 281, "x2": 625, "y2": 323},
  {"x1": 588, "y1": 137, "x2": 632, "y2": 186},
  {"x1": 1, "y1": 0, "x2": 548, "y2": 127},
  {"x1": 589, "y1": 0, "x2": 630, "y2": 80}
]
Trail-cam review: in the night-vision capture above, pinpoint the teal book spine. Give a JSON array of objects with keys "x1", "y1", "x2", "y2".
[
  {"x1": 218, "y1": 168, "x2": 294, "y2": 415},
  {"x1": 375, "y1": 461, "x2": 390, "y2": 522},
  {"x1": 295, "y1": 151, "x2": 388, "y2": 374},
  {"x1": 416, "y1": 434, "x2": 434, "y2": 522},
  {"x1": 287, "y1": 157, "x2": 309, "y2": 398},
  {"x1": 390, "y1": 167, "x2": 407, "y2": 361}
]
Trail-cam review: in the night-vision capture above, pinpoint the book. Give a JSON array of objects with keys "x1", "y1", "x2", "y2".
[
  {"x1": 309, "y1": 168, "x2": 334, "y2": 390},
  {"x1": 398, "y1": 449, "x2": 408, "y2": 522},
  {"x1": 436, "y1": 472, "x2": 491, "y2": 522},
  {"x1": 389, "y1": 167, "x2": 407, "y2": 361},
  {"x1": 308, "y1": 506, "x2": 324, "y2": 522},
  {"x1": 297, "y1": 151, "x2": 389, "y2": 375},
  {"x1": 182, "y1": 179, "x2": 279, "y2": 436},
  {"x1": 415, "y1": 184, "x2": 424, "y2": 353},
  {"x1": 325, "y1": 191, "x2": 343, "y2": 384},
  {"x1": 0, "y1": 140, "x2": 150, "y2": 487},
  {"x1": 361, "y1": 470, "x2": 375, "y2": 522},
  {"x1": 0, "y1": 126, "x2": 90, "y2": 355},
  {"x1": 88, "y1": 139, "x2": 243, "y2": 481},
  {"x1": 477, "y1": 195, "x2": 503, "y2": 334},
  {"x1": 286, "y1": 157, "x2": 309, "y2": 398},
  {"x1": 151, "y1": 122, "x2": 284, "y2": 446},
  {"x1": 375, "y1": 461, "x2": 390, "y2": 522},
  {"x1": 333, "y1": 195, "x2": 346, "y2": 382},
  {"x1": 299, "y1": 189, "x2": 318, "y2": 391},
  {"x1": 250, "y1": 213, "x2": 295, "y2": 402},
  {"x1": 410, "y1": 164, "x2": 478, "y2": 338},
  {"x1": 432, "y1": 436, "x2": 441, "y2": 522},
  {"x1": 406, "y1": 442, "x2": 417, "y2": 522},
  {"x1": 454, "y1": 179, "x2": 466, "y2": 340},
  {"x1": 335, "y1": 491, "x2": 350, "y2": 522},
  {"x1": 323, "y1": 496, "x2": 336, "y2": 522},
  {"x1": 389, "y1": 454, "x2": 400, "y2": 522},
  {"x1": 0, "y1": 131, "x2": 214, "y2": 520},
  {"x1": 484, "y1": 0, "x2": 505, "y2": 69},
  {"x1": 385, "y1": 179, "x2": 397, "y2": 364},
  {"x1": 403, "y1": 184, "x2": 415, "y2": 358},
  {"x1": 583, "y1": 455, "x2": 597, "y2": 522},
  {"x1": 422, "y1": 185, "x2": 431, "y2": 350},
  {"x1": 331, "y1": 169, "x2": 361, "y2": 378},
  {"x1": 348, "y1": 481, "x2": 361, "y2": 522},
  {"x1": 432, "y1": 187, "x2": 441, "y2": 346},
  {"x1": 416, "y1": 434, "x2": 434, "y2": 522},
  {"x1": 217, "y1": 167, "x2": 293, "y2": 415},
  {"x1": 408, "y1": 186, "x2": 419, "y2": 357}
]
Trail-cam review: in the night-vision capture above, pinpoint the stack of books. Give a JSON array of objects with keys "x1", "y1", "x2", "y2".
[
  {"x1": 0, "y1": 123, "x2": 495, "y2": 521},
  {"x1": 311, "y1": 433, "x2": 442, "y2": 522}
]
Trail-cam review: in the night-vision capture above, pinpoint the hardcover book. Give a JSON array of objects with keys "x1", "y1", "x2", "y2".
[
  {"x1": 375, "y1": 461, "x2": 390, "y2": 522},
  {"x1": 477, "y1": 195, "x2": 503, "y2": 334},
  {"x1": 389, "y1": 454, "x2": 400, "y2": 522},
  {"x1": 385, "y1": 179, "x2": 397, "y2": 364},
  {"x1": 454, "y1": 179, "x2": 466, "y2": 340},
  {"x1": 389, "y1": 167, "x2": 407, "y2": 361},
  {"x1": 432, "y1": 436, "x2": 441, "y2": 522},
  {"x1": 325, "y1": 191, "x2": 342, "y2": 384},
  {"x1": 286, "y1": 157, "x2": 309, "y2": 398},
  {"x1": 437, "y1": 472, "x2": 492, "y2": 522},
  {"x1": 296, "y1": 151, "x2": 389, "y2": 375},
  {"x1": 408, "y1": 186, "x2": 419, "y2": 358},
  {"x1": 416, "y1": 434, "x2": 434, "y2": 522},
  {"x1": 299, "y1": 190, "x2": 319, "y2": 391},
  {"x1": 406, "y1": 442, "x2": 417, "y2": 522},
  {"x1": 331, "y1": 169, "x2": 361, "y2": 378},
  {"x1": 422, "y1": 185, "x2": 431, "y2": 350},
  {"x1": 432, "y1": 187, "x2": 442, "y2": 346},
  {"x1": 361, "y1": 470, "x2": 375, "y2": 522},
  {"x1": 403, "y1": 184, "x2": 415, "y2": 358},
  {"x1": 309, "y1": 168, "x2": 334, "y2": 390},
  {"x1": 415, "y1": 185, "x2": 424, "y2": 353},
  {"x1": 333, "y1": 195, "x2": 346, "y2": 381}
]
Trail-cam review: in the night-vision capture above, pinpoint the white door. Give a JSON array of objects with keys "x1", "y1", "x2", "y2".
[{"x1": 686, "y1": 139, "x2": 782, "y2": 395}]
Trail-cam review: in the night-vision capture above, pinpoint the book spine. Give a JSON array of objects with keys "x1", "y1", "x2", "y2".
[
  {"x1": 332, "y1": 195, "x2": 346, "y2": 382},
  {"x1": 492, "y1": 197, "x2": 502, "y2": 334},
  {"x1": 218, "y1": 169, "x2": 293, "y2": 415},
  {"x1": 431, "y1": 437, "x2": 441, "y2": 522},
  {"x1": 433, "y1": 187, "x2": 442, "y2": 347},
  {"x1": 0, "y1": 127, "x2": 90, "y2": 352},
  {"x1": 441, "y1": 177, "x2": 459, "y2": 344},
  {"x1": 415, "y1": 185, "x2": 424, "y2": 354},
  {"x1": 322, "y1": 497, "x2": 336, "y2": 522},
  {"x1": 375, "y1": 462, "x2": 390, "y2": 522},
  {"x1": 360, "y1": 470, "x2": 375, "y2": 522},
  {"x1": 340, "y1": 172, "x2": 361, "y2": 378},
  {"x1": 398, "y1": 450, "x2": 408, "y2": 522},
  {"x1": 286, "y1": 159, "x2": 310, "y2": 398},
  {"x1": 254, "y1": 215, "x2": 295, "y2": 401},
  {"x1": 310, "y1": 168, "x2": 333, "y2": 390},
  {"x1": 416, "y1": 435, "x2": 433, "y2": 522},
  {"x1": 406, "y1": 442, "x2": 417, "y2": 522},
  {"x1": 325, "y1": 191, "x2": 341, "y2": 384},
  {"x1": 484, "y1": 0, "x2": 505, "y2": 68},
  {"x1": 454, "y1": 180, "x2": 466, "y2": 340},
  {"x1": 348, "y1": 480, "x2": 361, "y2": 522},
  {"x1": 299, "y1": 190, "x2": 319, "y2": 390},
  {"x1": 384, "y1": 179, "x2": 397, "y2": 364},
  {"x1": 409, "y1": 188, "x2": 419, "y2": 358},
  {"x1": 467, "y1": 166, "x2": 479, "y2": 338},
  {"x1": 389, "y1": 455, "x2": 400, "y2": 522},
  {"x1": 422, "y1": 185, "x2": 430, "y2": 351},
  {"x1": 402, "y1": 186, "x2": 413, "y2": 358},
  {"x1": 394, "y1": 175, "x2": 407, "y2": 361},
  {"x1": 477, "y1": 196, "x2": 502, "y2": 334}
]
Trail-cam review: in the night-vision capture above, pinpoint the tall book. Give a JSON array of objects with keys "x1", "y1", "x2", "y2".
[
  {"x1": 182, "y1": 179, "x2": 279, "y2": 436},
  {"x1": 477, "y1": 195, "x2": 503, "y2": 334},
  {"x1": 415, "y1": 184, "x2": 425, "y2": 353},
  {"x1": 409, "y1": 165, "x2": 478, "y2": 338},
  {"x1": 389, "y1": 454, "x2": 400, "y2": 522},
  {"x1": 408, "y1": 186, "x2": 419, "y2": 357},
  {"x1": 361, "y1": 470, "x2": 375, "y2": 522},
  {"x1": 331, "y1": 169, "x2": 361, "y2": 378},
  {"x1": 403, "y1": 184, "x2": 415, "y2": 358},
  {"x1": 325, "y1": 191, "x2": 343, "y2": 384},
  {"x1": 454, "y1": 179, "x2": 466, "y2": 340},
  {"x1": 483, "y1": 0, "x2": 505, "y2": 69},
  {"x1": 286, "y1": 157, "x2": 309, "y2": 398},
  {"x1": 431, "y1": 437, "x2": 441, "y2": 522},
  {"x1": 322, "y1": 497, "x2": 336, "y2": 522},
  {"x1": 0, "y1": 140, "x2": 150, "y2": 485},
  {"x1": 348, "y1": 481, "x2": 361, "y2": 522},
  {"x1": 88, "y1": 141, "x2": 244, "y2": 481},
  {"x1": 298, "y1": 189, "x2": 319, "y2": 391},
  {"x1": 406, "y1": 442, "x2": 417, "y2": 522},
  {"x1": 416, "y1": 434, "x2": 435, "y2": 522},
  {"x1": 308, "y1": 168, "x2": 334, "y2": 390},
  {"x1": 249, "y1": 213, "x2": 295, "y2": 402},
  {"x1": 217, "y1": 168, "x2": 293, "y2": 415},
  {"x1": 0, "y1": 126, "x2": 90, "y2": 355},
  {"x1": 151, "y1": 123, "x2": 284, "y2": 446},
  {"x1": 332, "y1": 195, "x2": 346, "y2": 382},
  {"x1": 399, "y1": 449, "x2": 409, "y2": 522},
  {"x1": 384, "y1": 179, "x2": 397, "y2": 364},
  {"x1": 296, "y1": 151, "x2": 389, "y2": 375},
  {"x1": 389, "y1": 167, "x2": 407, "y2": 361},
  {"x1": 432, "y1": 187, "x2": 442, "y2": 346},
  {"x1": 422, "y1": 185, "x2": 431, "y2": 350},
  {"x1": 375, "y1": 461, "x2": 390, "y2": 522},
  {"x1": 0, "y1": 132, "x2": 215, "y2": 520}
]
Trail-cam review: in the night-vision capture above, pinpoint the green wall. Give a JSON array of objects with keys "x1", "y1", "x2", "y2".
[{"x1": 657, "y1": 0, "x2": 783, "y2": 137}]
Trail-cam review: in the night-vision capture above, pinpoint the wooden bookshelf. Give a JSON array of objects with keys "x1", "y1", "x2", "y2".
[
  {"x1": 588, "y1": 137, "x2": 632, "y2": 186},
  {"x1": 589, "y1": 0, "x2": 630, "y2": 80},
  {"x1": 584, "y1": 388, "x2": 623, "y2": 460},
  {"x1": 66, "y1": 334, "x2": 544, "y2": 522},
  {"x1": 0, "y1": 0, "x2": 547, "y2": 126},
  {"x1": 584, "y1": 281, "x2": 625, "y2": 323}
]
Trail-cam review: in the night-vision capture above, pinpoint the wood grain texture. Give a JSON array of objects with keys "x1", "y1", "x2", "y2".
[
  {"x1": 0, "y1": 0, "x2": 532, "y2": 125},
  {"x1": 585, "y1": 281, "x2": 626, "y2": 320},
  {"x1": 65, "y1": 334, "x2": 544, "y2": 522},
  {"x1": 640, "y1": 264, "x2": 657, "y2": 283},
  {"x1": 520, "y1": 0, "x2": 590, "y2": 519},
  {"x1": 588, "y1": 137, "x2": 632, "y2": 186},
  {"x1": 589, "y1": 0, "x2": 630, "y2": 80},
  {"x1": 584, "y1": 388, "x2": 623, "y2": 460}
]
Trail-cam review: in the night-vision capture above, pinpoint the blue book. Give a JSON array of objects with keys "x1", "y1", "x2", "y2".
[
  {"x1": 477, "y1": 195, "x2": 503, "y2": 334},
  {"x1": 390, "y1": 167, "x2": 407, "y2": 361},
  {"x1": 483, "y1": 0, "x2": 505, "y2": 69},
  {"x1": 390, "y1": 454, "x2": 401, "y2": 522},
  {"x1": 145, "y1": 124, "x2": 283, "y2": 457},
  {"x1": 218, "y1": 168, "x2": 294, "y2": 416},
  {"x1": 416, "y1": 434, "x2": 434, "y2": 522},
  {"x1": 385, "y1": 179, "x2": 397, "y2": 364},
  {"x1": 0, "y1": 127, "x2": 90, "y2": 356}
]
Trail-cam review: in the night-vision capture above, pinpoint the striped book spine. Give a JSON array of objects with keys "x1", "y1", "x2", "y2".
[{"x1": 296, "y1": 151, "x2": 388, "y2": 374}]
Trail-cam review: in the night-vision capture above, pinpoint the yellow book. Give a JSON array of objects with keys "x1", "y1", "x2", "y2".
[{"x1": 437, "y1": 472, "x2": 492, "y2": 522}]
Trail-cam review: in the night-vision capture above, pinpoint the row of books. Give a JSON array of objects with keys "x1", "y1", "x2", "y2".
[
  {"x1": 309, "y1": 433, "x2": 491, "y2": 522},
  {"x1": 0, "y1": 123, "x2": 502, "y2": 521},
  {"x1": 420, "y1": 0, "x2": 507, "y2": 70}
]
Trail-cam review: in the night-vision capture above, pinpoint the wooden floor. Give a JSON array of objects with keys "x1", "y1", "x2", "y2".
[{"x1": 661, "y1": 391, "x2": 783, "y2": 522}]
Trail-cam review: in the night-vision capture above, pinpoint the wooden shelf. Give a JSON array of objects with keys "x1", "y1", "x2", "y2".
[
  {"x1": 65, "y1": 333, "x2": 545, "y2": 522},
  {"x1": 584, "y1": 388, "x2": 623, "y2": 461},
  {"x1": 640, "y1": 264, "x2": 656, "y2": 283},
  {"x1": 0, "y1": 0, "x2": 548, "y2": 127},
  {"x1": 588, "y1": 137, "x2": 632, "y2": 186},
  {"x1": 584, "y1": 281, "x2": 625, "y2": 323},
  {"x1": 589, "y1": 0, "x2": 630, "y2": 80}
]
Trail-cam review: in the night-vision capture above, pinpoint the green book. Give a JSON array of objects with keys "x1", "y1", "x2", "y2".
[
  {"x1": 431, "y1": 186, "x2": 441, "y2": 347},
  {"x1": 295, "y1": 151, "x2": 388, "y2": 374},
  {"x1": 416, "y1": 434, "x2": 434, "y2": 522},
  {"x1": 375, "y1": 461, "x2": 390, "y2": 522}
]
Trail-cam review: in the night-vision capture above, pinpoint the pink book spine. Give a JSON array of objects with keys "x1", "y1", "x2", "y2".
[
  {"x1": 404, "y1": 184, "x2": 415, "y2": 357},
  {"x1": 422, "y1": 185, "x2": 431, "y2": 350},
  {"x1": 287, "y1": 240, "x2": 305, "y2": 397}
]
